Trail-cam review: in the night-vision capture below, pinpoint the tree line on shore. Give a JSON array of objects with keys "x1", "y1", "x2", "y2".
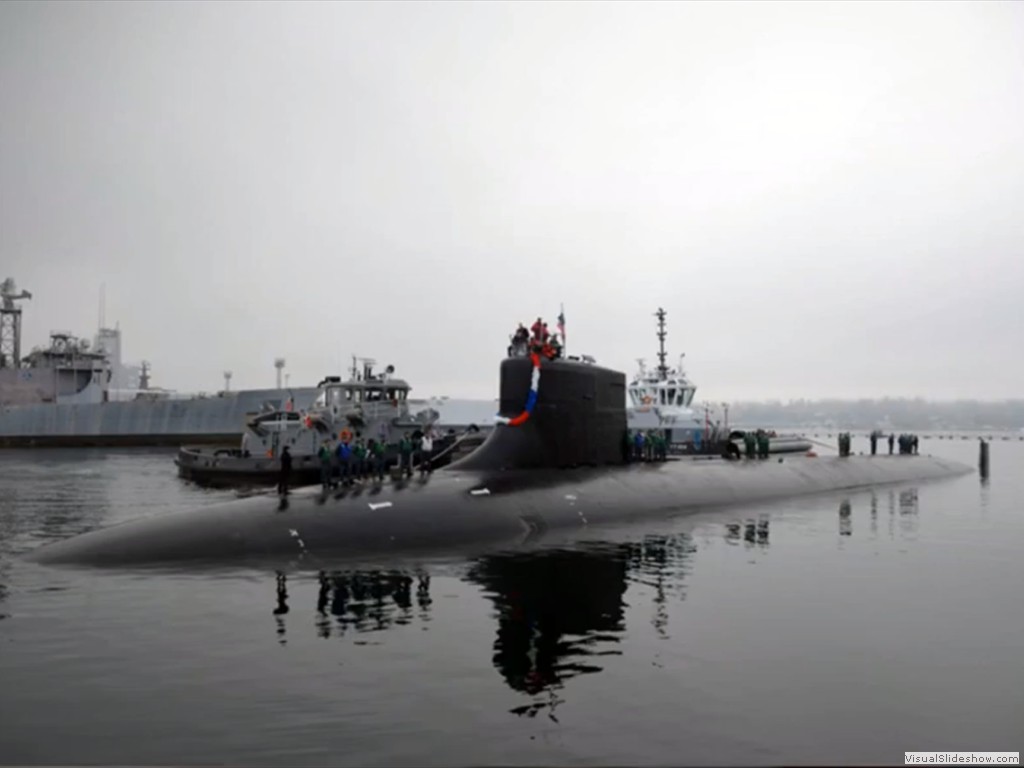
[{"x1": 720, "y1": 398, "x2": 1024, "y2": 431}]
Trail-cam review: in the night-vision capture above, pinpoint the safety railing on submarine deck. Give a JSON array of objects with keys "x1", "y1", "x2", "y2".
[{"x1": 418, "y1": 427, "x2": 484, "y2": 471}]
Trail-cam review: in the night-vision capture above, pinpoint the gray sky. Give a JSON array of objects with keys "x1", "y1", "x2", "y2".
[{"x1": 2, "y1": 0, "x2": 1022, "y2": 401}]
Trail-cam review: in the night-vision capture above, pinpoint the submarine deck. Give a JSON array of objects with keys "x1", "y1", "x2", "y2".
[{"x1": 28, "y1": 453, "x2": 972, "y2": 568}]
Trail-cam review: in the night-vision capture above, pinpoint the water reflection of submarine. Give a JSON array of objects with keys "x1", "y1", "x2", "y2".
[
  {"x1": 307, "y1": 569, "x2": 433, "y2": 637},
  {"x1": 285, "y1": 544, "x2": 679, "y2": 716},
  {"x1": 28, "y1": 354, "x2": 972, "y2": 567},
  {"x1": 468, "y1": 546, "x2": 630, "y2": 700}
]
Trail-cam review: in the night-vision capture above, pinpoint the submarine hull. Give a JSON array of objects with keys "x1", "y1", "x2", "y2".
[
  {"x1": 28, "y1": 355, "x2": 973, "y2": 568},
  {"x1": 28, "y1": 454, "x2": 971, "y2": 567}
]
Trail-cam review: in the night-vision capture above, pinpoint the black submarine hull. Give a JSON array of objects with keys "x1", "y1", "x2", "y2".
[
  {"x1": 29, "y1": 454, "x2": 970, "y2": 567},
  {"x1": 28, "y1": 356, "x2": 973, "y2": 568}
]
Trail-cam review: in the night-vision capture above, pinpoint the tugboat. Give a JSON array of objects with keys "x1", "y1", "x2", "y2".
[
  {"x1": 175, "y1": 358, "x2": 468, "y2": 487},
  {"x1": 626, "y1": 308, "x2": 811, "y2": 456}
]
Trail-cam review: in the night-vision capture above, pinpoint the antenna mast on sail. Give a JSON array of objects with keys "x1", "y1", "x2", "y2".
[{"x1": 655, "y1": 307, "x2": 668, "y2": 380}]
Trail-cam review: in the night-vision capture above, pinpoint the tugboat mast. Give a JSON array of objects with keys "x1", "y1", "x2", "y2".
[{"x1": 655, "y1": 307, "x2": 668, "y2": 380}]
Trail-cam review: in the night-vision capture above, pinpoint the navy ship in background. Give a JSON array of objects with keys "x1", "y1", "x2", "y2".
[
  {"x1": 0, "y1": 277, "x2": 322, "y2": 447},
  {"x1": 0, "y1": 278, "x2": 496, "y2": 448}
]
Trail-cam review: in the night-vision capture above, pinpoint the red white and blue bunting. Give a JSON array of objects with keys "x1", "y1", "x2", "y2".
[{"x1": 495, "y1": 352, "x2": 541, "y2": 427}]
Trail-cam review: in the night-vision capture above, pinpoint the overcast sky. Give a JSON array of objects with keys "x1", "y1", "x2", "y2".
[{"x1": 1, "y1": 0, "x2": 1021, "y2": 402}]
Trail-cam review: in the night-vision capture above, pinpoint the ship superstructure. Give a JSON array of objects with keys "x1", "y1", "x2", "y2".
[
  {"x1": 626, "y1": 308, "x2": 811, "y2": 456},
  {"x1": 1, "y1": 278, "x2": 110, "y2": 407},
  {"x1": 626, "y1": 307, "x2": 710, "y2": 448},
  {"x1": 174, "y1": 357, "x2": 469, "y2": 486},
  {"x1": 0, "y1": 278, "x2": 317, "y2": 445}
]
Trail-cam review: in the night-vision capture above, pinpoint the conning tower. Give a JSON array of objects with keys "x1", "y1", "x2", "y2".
[{"x1": 450, "y1": 357, "x2": 626, "y2": 471}]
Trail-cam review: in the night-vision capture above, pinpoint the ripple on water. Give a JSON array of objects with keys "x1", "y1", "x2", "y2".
[{"x1": 1, "y1": 445, "x2": 1023, "y2": 766}]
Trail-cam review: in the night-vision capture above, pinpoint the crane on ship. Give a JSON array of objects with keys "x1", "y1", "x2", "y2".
[
  {"x1": 0, "y1": 278, "x2": 32, "y2": 310},
  {"x1": 0, "y1": 277, "x2": 32, "y2": 368}
]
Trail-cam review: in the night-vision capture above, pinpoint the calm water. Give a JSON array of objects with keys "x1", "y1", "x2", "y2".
[{"x1": 1, "y1": 436, "x2": 1021, "y2": 766}]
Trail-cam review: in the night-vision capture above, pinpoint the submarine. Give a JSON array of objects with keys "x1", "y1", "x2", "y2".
[{"x1": 28, "y1": 351, "x2": 972, "y2": 567}]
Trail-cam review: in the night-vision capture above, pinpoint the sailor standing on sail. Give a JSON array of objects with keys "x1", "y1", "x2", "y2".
[
  {"x1": 530, "y1": 317, "x2": 544, "y2": 344},
  {"x1": 549, "y1": 334, "x2": 562, "y2": 359},
  {"x1": 510, "y1": 324, "x2": 529, "y2": 357}
]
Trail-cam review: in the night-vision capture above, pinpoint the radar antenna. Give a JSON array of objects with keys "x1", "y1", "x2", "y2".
[
  {"x1": 655, "y1": 307, "x2": 668, "y2": 380},
  {"x1": 349, "y1": 355, "x2": 378, "y2": 381}
]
